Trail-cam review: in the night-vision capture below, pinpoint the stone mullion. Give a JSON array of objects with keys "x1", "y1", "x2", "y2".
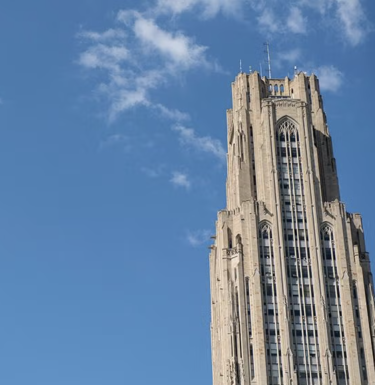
[
  {"x1": 245, "y1": 204, "x2": 262, "y2": 385},
  {"x1": 322, "y1": 234, "x2": 342, "y2": 378},
  {"x1": 333, "y1": 207, "x2": 362, "y2": 384},
  {"x1": 261, "y1": 237, "x2": 272, "y2": 383},
  {"x1": 240, "y1": 203, "x2": 256, "y2": 384},
  {"x1": 247, "y1": 209, "x2": 268, "y2": 385},
  {"x1": 345, "y1": 217, "x2": 370, "y2": 384},
  {"x1": 213, "y1": 219, "x2": 225, "y2": 385},
  {"x1": 355, "y1": 248, "x2": 375, "y2": 384},
  {"x1": 223, "y1": 218, "x2": 237, "y2": 383},
  {"x1": 236, "y1": 243, "x2": 252, "y2": 385},
  {"x1": 223, "y1": 247, "x2": 234, "y2": 383},
  {"x1": 298, "y1": 103, "x2": 331, "y2": 384},
  {"x1": 331, "y1": 235, "x2": 349, "y2": 385},
  {"x1": 269, "y1": 236, "x2": 280, "y2": 385},
  {"x1": 288, "y1": 132, "x2": 312, "y2": 379},
  {"x1": 209, "y1": 245, "x2": 220, "y2": 385},
  {"x1": 253, "y1": 107, "x2": 266, "y2": 203}
]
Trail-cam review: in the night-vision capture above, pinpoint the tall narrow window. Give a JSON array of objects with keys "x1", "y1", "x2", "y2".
[
  {"x1": 246, "y1": 277, "x2": 255, "y2": 379},
  {"x1": 276, "y1": 119, "x2": 321, "y2": 384},
  {"x1": 228, "y1": 228, "x2": 233, "y2": 249},
  {"x1": 321, "y1": 226, "x2": 350, "y2": 385},
  {"x1": 259, "y1": 222, "x2": 283, "y2": 384}
]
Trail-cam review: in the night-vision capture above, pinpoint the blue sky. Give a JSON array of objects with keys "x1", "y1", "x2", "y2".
[{"x1": 0, "y1": 1, "x2": 374, "y2": 384}]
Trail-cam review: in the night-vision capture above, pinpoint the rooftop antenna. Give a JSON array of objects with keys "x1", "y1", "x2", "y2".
[
  {"x1": 264, "y1": 42, "x2": 272, "y2": 79},
  {"x1": 294, "y1": 66, "x2": 298, "y2": 77},
  {"x1": 259, "y1": 62, "x2": 263, "y2": 77},
  {"x1": 249, "y1": 66, "x2": 252, "y2": 74},
  {"x1": 240, "y1": 59, "x2": 242, "y2": 73}
]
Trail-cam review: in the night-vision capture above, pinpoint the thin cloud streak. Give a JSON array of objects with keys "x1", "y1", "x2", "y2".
[
  {"x1": 170, "y1": 172, "x2": 191, "y2": 189},
  {"x1": 186, "y1": 229, "x2": 212, "y2": 246},
  {"x1": 77, "y1": 29, "x2": 126, "y2": 42},
  {"x1": 154, "y1": 0, "x2": 243, "y2": 18},
  {"x1": 99, "y1": 134, "x2": 131, "y2": 151},
  {"x1": 172, "y1": 124, "x2": 226, "y2": 161},
  {"x1": 154, "y1": 104, "x2": 190, "y2": 121},
  {"x1": 141, "y1": 165, "x2": 166, "y2": 178}
]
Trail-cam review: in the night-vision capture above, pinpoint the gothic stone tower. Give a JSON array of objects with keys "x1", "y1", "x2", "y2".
[{"x1": 209, "y1": 71, "x2": 375, "y2": 385}]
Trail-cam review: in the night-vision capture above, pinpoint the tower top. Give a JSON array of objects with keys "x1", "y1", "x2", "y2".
[{"x1": 232, "y1": 70, "x2": 321, "y2": 103}]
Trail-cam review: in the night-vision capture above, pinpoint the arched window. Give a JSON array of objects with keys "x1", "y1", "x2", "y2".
[
  {"x1": 274, "y1": 84, "x2": 279, "y2": 93},
  {"x1": 280, "y1": 84, "x2": 284, "y2": 94}
]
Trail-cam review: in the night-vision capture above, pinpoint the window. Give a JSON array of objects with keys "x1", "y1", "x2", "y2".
[{"x1": 259, "y1": 222, "x2": 283, "y2": 382}]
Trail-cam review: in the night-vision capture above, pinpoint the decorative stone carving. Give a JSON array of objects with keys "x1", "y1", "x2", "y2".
[{"x1": 273, "y1": 100, "x2": 298, "y2": 108}]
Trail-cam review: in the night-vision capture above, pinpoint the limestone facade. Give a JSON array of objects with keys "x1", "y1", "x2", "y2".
[{"x1": 209, "y1": 72, "x2": 375, "y2": 385}]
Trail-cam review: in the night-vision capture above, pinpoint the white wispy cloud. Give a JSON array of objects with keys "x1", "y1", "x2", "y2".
[
  {"x1": 287, "y1": 7, "x2": 307, "y2": 34},
  {"x1": 127, "y1": 13, "x2": 209, "y2": 69},
  {"x1": 334, "y1": 0, "x2": 369, "y2": 46},
  {"x1": 257, "y1": 9, "x2": 279, "y2": 34},
  {"x1": 78, "y1": 10, "x2": 218, "y2": 121},
  {"x1": 77, "y1": 28, "x2": 126, "y2": 42},
  {"x1": 297, "y1": 0, "x2": 333, "y2": 14},
  {"x1": 170, "y1": 171, "x2": 191, "y2": 189},
  {"x1": 154, "y1": 104, "x2": 190, "y2": 121},
  {"x1": 313, "y1": 65, "x2": 344, "y2": 92},
  {"x1": 255, "y1": 0, "x2": 369, "y2": 44},
  {"x1": 172, "y1": 124, "x2": 226, "y2": 161},
  {"x1": 99, "y1": 134, "x2": 131, "y2": 151},
  {"x1": 78, "y1": 43, "x2": 129, "y2": 73},
  {"x1": 275, "y1": 49, "x2": 302, "y2": 70},
  {"x1": 258, "y1": 6, "x2": 307, "y2": 35},
  {"x1": 141, "y1": 165, "x2": 166, "y2": 178},
  {"x1": 275, "y1": 50, "x2": 344, "y2": 92},
  {"x1": 78, "y1": 0, "x2": 369, "y2": 124},
  {"x1": 154, "y1": 0, "x2": 243, "y2": 18},
  {"x1": 78, "y1": 27, "x2": 147, "y2": 120},
  {"x1": 186, "y1": 229, "x2": 211, "y2": 246},
  {"x1": 297, "y1": 0, "x2": 369, "y2": 45}
]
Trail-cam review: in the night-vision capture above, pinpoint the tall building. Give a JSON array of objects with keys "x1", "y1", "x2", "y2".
[{"x1": 209, "y1": 71, "x2": 375, "y2": 385}]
